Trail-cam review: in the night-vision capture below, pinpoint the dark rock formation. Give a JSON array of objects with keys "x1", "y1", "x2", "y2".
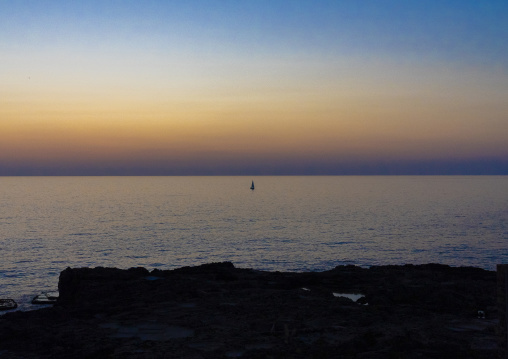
[
  {"x1": 0, "y1": 299, "x2": 17, "y2": 311},
  {"x1": 0, "y1": 262, "x2": 498, "y2": 358}
]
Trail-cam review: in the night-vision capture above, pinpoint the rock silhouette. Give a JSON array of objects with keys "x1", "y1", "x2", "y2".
[{"x1": 0, "y1": 262, "x2": 498, "y2": 358}]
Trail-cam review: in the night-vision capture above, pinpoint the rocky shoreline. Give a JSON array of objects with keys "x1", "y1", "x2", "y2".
[{"x1": 0, "y1": 262, "x2": 500, "y2": 358}]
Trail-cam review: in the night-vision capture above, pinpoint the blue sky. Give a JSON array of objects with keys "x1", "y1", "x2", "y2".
[
  {"x1": 1, "y1": 0, "x2": 508, "y2": 175},
  {"x1": 4, "y1": 1, "x2": 506, "y2": 59}
]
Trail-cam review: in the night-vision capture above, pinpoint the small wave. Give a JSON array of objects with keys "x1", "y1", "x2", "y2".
[{"x1": 149, "y1": 263, "x2": 165, "y2": 267}]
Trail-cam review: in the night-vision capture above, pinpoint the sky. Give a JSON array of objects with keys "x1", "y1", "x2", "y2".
[{"x1": 1, "y1": 0, "x2": 508, "y2": 175}]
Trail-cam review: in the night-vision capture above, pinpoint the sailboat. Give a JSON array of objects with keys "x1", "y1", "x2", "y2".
[{"x1": 250, "y1": 180, "x2": 255, "y2": 190}]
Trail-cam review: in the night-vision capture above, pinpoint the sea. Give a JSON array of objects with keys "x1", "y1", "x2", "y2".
[{"x1": 1, "y1": 176, "x2": 508, "y2": 312}]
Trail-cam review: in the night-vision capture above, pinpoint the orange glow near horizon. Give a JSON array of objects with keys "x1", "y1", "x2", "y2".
[
  {"x1": 2, "y1": 86, "x2": 508, "y2": 167},
  {"x1": 1, "y1": 53, "x2": 508, "y2": 173}
]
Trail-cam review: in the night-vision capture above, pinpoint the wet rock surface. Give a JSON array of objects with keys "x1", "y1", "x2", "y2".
[{"x1": 0, "y1": 262, "x2": 498, "y2": 358}]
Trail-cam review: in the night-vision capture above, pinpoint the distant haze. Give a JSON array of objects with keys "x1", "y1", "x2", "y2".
[{"x1": 1, "y1": 1, "x2": 508, "y2": 175}]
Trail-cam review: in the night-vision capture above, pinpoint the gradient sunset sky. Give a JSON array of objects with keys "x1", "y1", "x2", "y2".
[{"x1": 1, "y1": 0, "x2": 508, "y2": 175}]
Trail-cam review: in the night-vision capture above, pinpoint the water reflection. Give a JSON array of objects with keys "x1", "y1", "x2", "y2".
[
  {"x1": 1, "y1": 176, "x2": 507, "y2": 308},
  {"x1": 333, "y1": 293, "x2": 365, "y2": 303}
]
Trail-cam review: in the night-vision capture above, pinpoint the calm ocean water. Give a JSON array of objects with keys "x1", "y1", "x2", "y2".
[{"x1": 1, "y1": 176, "x2": 508, "y2": 311}]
